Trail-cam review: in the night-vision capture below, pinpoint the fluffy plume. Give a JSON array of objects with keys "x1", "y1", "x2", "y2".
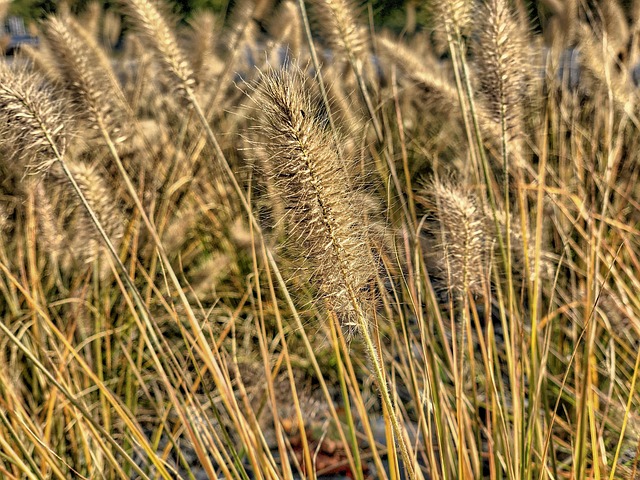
[
  {"x1": 0, "y1": 63, "x2": 70, "y2": 173},
  {"x1": 17, "y1": 42, "x2": 61, "y2": 83},
  {"x1": 310, "y1": 0, "x2": 367, "y2": 62},
  {"x1": 124, "y1": 0, "x2": 195, "y2": 93},
  {"x1": 267, "y1": 1, "x2": 303, "y2": 59},
  {"x1": 376, "y1": 35, "x2": 459, "y2": 110},
  {"x1": 78, "y1": 1, "x2": 102, "y2": 39},
  {"x1": 422, "y1": 179, "x2": 490, "y2": 297},
  {"x1": 431, "y1": 0, "x2": 472, "y2": 34},
  {"x1": 222, "y1": 0, "x2": 256, "y2": 51},
  {"x1": 188, "y1": 11, "x2": 218, "y2": 82},
  {"x1": 0, "y1": 202, "x2": 9, "y2": 238},
  {"x1": 103, "y1": 10, "x2": 122, "y2": 48},
  {"x1": 473, "y1": 0, "x2": 528, "y2": 138},
  {"x1": 50, "y1": 161, "x2": 124, "y2": 267},
  {"x1": 252, "y1": 64, "x2": 378, "y2": 339},
  {"x1": 576, "y1": 22, "x2": 630, "y2": 103},
  {"x1": 33, "y1": 181, "x2": 65, "y2": 262},
  {"x1": 42, "y1": 16, "x2": 124, "y2": 136}
]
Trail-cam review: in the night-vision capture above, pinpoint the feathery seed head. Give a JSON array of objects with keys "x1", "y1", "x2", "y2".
[
  {"x1": 376, "y1": 35, "x2": 459, "y2": 110},
  {"x1": 253, "y1": 63, "x2": 378, "y2": 340},
  {"x1": 0, "y1": 63, "x2": 70, "y2": 173},
  {"x1": 188, "y1": 12, "x2": 218, "y2": 81},
  {"x1": 124, "y1": 0, "x2": 195, "y2": 93},
  {"x1": 423, "y1": 179, "x2": 490, "y2": 297},
  {"x1": 50, "y1": 161, "x2": 124, "y2": 267},
  {"x1": 310, "y1": 0, "x2": 367, "y2": 62},
  {"x1": 431, "y1": 0, "x2": 472, "y2": 35},
  {"x1": 33, "y1": 181, "x2": 65, "y2": 261},
  {"x1": 43, "y1": 16, "x2": 123, "y2": 135},
  {"x1": 473, "y1": 0, "x2": 528, "y2": 137},
  {"x1": 268, "y1": 1, "x2": 303, "y2": 59}
]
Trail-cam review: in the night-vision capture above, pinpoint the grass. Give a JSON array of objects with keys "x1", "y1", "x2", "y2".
[{"x1": 0, "y1": 0, "x2": 639, "y2": 479}]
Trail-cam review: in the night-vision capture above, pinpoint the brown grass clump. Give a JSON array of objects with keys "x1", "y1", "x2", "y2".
[{"x1": 252, "y1": 63, "x2": 378, "y2": 340}]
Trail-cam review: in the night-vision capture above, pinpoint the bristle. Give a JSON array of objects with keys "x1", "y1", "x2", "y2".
[
  {"x1": 16, "y1": 41, "x2": 61, "y2": 84},
  {"x1": 252, "y1": 63, "x2": 378, "y2": 339},
  {"x1": 124, "y1": 0, "x2": 196, "y2": 93},
  {"x1": 310, "y1": 0, "x2": 367, "y2": 62},
  {"x1": 42, "y1": 16, "x2": 124, "y2": 135},
  {"x1": 424, "y1": 179, "x2": 490, "y2": 298},
  {"x1": 473, "y1": 0, "x2": 528, "y2": 138},
  {"x1": 322, "y1": 64, "x2": 366, "y2": 139},
  {"x1": 0, "y1": 63, "x2": 71, "y2": 173}
]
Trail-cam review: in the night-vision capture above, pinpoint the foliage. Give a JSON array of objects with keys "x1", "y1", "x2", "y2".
[{"x1": 1, "y1": 0, "x2": 640, "y2": 479}]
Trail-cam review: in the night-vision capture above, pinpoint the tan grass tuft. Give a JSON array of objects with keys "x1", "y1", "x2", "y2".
[
  {"x1": 33, "y1": 181, "x2": 65, "y2": 262},
  {"x1": 0, "y1": 63, "x2": 71, "y2": 173},
  {"x1": 376, "y1": 34, "x2": 459, "y2": 111},
  {"x1": 252, "y1": 63, "x2": 378, "y2": 339},
  {"x1": 78, "y1": 1, "x2": 103, "y2": 39}
]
